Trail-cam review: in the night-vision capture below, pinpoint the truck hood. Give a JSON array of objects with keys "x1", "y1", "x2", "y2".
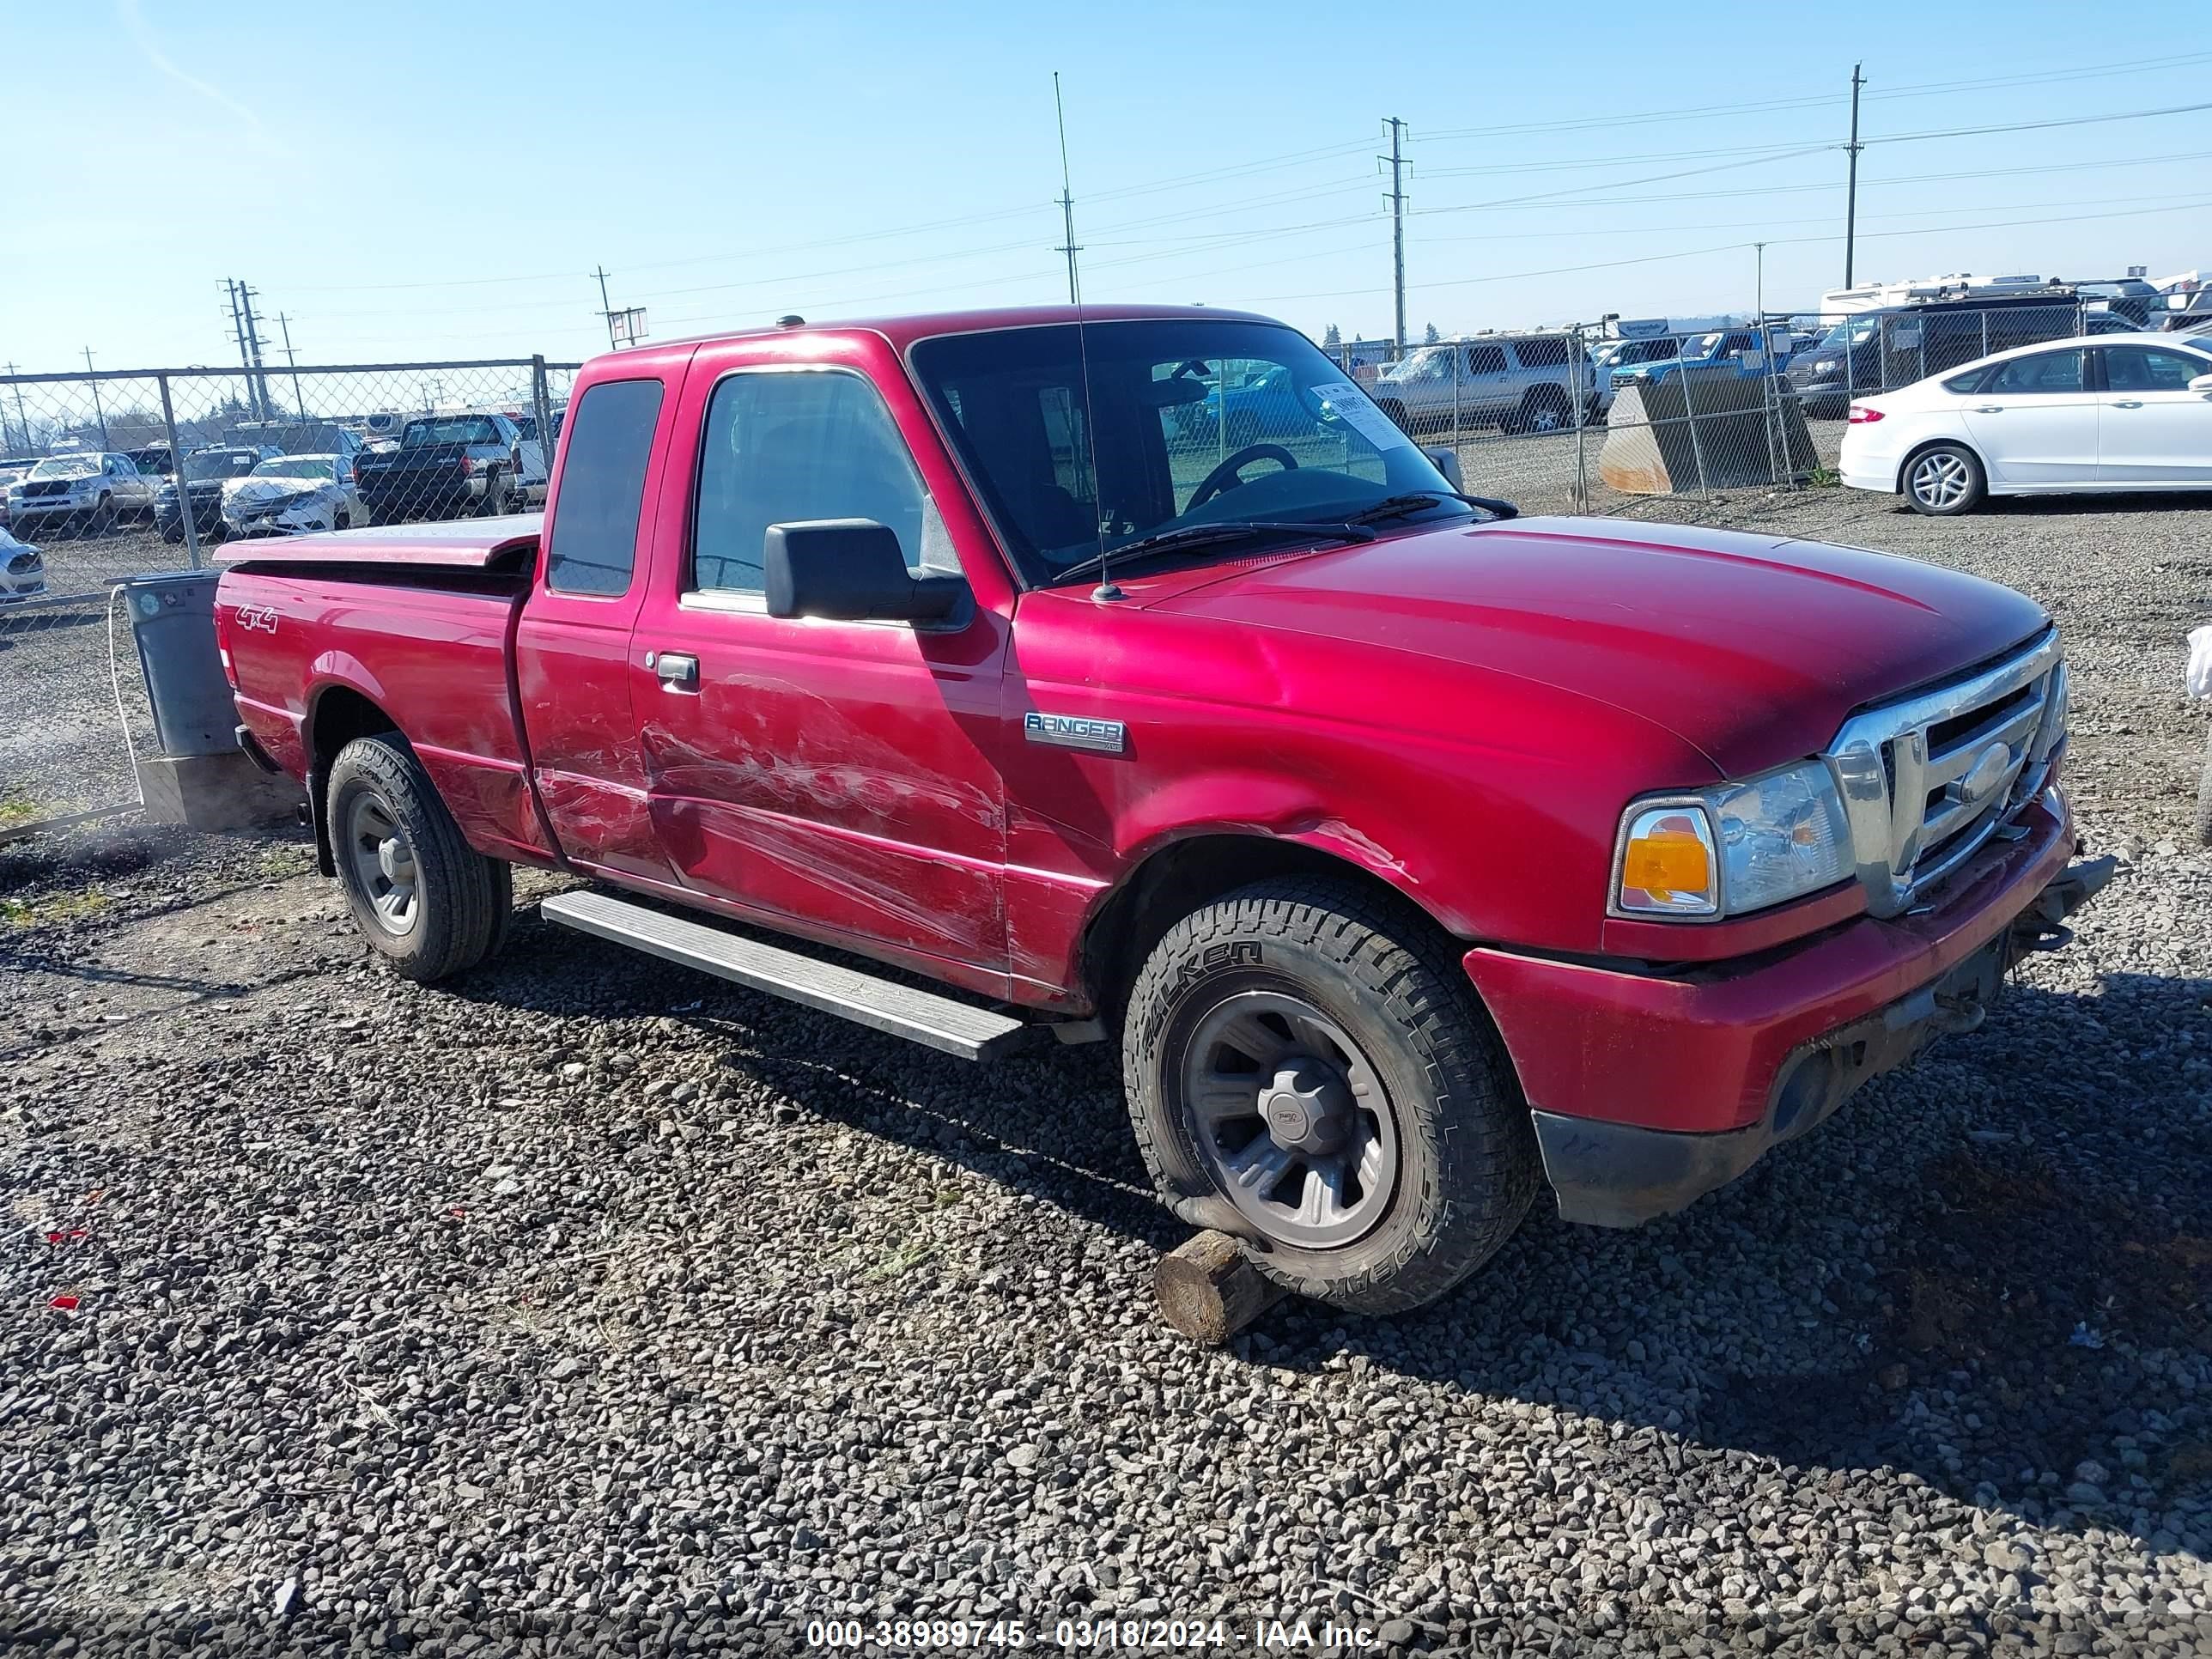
[{"x1": 1142, "y1": 514, "x2": 2050, "y2": 779}]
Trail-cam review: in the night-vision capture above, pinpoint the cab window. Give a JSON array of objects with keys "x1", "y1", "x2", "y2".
[
  {"x1": 690, "y1": 368, "x2": 949, "y2": 599},
  {"x1": 544, "y1": 377, "x2": 665, "y2": 598}
]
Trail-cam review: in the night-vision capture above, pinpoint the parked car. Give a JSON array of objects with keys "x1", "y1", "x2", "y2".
[
  {"x1": 222, "y1": 453, "x2": 364, "y2": 538},
  {"x1": 0, "y1": 456, "x2": 39, "y2": 527},
  {"x1": 508, "y1": 410, "x2": 562, "y2": 505},
  {"x1": 1838, "y1": 331, "x2": 2212, "y2": 514},
  {"x1": 156, "y1": 446, "x2": 276, "y2": 545},
  {"x1": 1611, "y1": 326, "x2": 1790, "y2": 392},
  {"x1": 352, "y1": 413, "x2": 525, "y2": 525},
  {"x1": 216, "y1": 302, "x2": 2107, "y2": 1317},
  {"x1": 125, "y1": 443, "x2": 175, "y2": 478},
  {"x1": 0, "y1": 526, "x2": 44, "y2": 602},
  {"x1": 1371, "y1": 334, "x2": 1601, "y2": 434},
  {"x1": 4, "y1": 452, "x2": 158, "y2": 537},
  {"x1": 1589, "y1": 335, "x2": 1681, "y2": 404},
  {"x1": 1789, "y1": 295, "x2": 2083, "y2": 418}
]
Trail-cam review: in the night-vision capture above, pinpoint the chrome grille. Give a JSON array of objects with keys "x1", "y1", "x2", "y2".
[{"x1": 1825, "y1": 629, "x2": 2064, "y2": 917}]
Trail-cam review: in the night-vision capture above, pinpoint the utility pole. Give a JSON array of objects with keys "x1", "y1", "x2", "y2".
[
  {"x1": 1381, "y1": 117, "x2": 1408, "y2": 356},
  {"x1": 275, "y1": 313, "x2": 308, "y2": 421},
  {"x1": 237, "y1": 283, "x2": 273, "y2": 420},
  {"x1": 1844, "y1": 64, "x2": 1865, "y2": 290},
  {"x1": 225, "y1": 279, "x2": 258, "y2": 416},
  {"x1": 1053, "y1": 72, "x2": 1082, "y2": 305},
  {"x1": 594, "y1": 266, "x2": 617, "y2": 350},
  {"x1": 84, "y1": 349, "x2": 110, "y2": 448}
]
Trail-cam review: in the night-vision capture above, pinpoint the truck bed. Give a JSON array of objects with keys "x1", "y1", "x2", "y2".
[
  {"x1": 216, "y1": 514, "x2": 544, "y2": 573},
  {"x1": 218, "y1": 521, "x2": 555, "y2": 865}
]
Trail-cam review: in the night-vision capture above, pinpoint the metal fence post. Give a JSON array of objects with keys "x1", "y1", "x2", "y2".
[
  {"x1": 1571, "y1": 324, "x2": 1589, "y2": 514},
  {"x1": 531, "y1": 355, "x2": 556, "y2": 479},
  {"x1": 157, "y1": 371, "x2": 201, "y2": 570},
  {"x1": 1680, "y1": 337, "x2": 1711, "y2": 496}
]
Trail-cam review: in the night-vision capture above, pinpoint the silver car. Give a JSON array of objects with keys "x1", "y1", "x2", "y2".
[
  {"x1": 4, "y1": 452, "x2": 159, "y2": 537},
  {"x1": 1369, "y1": 334, "x2": 1602, "y2": 436}
]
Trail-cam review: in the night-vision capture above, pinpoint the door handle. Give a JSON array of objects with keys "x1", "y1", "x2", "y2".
[
  {"x1": 2113, "y1": 400, "x2": 2144, "y2": 409},
  {"x1": 1974, "y1": 405, "x2": 2003, "y2": 413},
  {"x1": 651, "y1": 651, "x2": 699, "y2": 690}
]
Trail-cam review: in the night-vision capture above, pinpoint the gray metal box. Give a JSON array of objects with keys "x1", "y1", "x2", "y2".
[{"x1": 118, "y1": 569, "x2": 234, "y2": 758}]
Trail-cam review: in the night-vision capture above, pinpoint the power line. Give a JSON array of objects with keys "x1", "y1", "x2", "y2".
[
  {"x1": 1868, "y1": 98, "x2": 2212, "y2": 145},
  {"x1": 1244, "y1": 191, "x2": 2212, "y2": 305}
]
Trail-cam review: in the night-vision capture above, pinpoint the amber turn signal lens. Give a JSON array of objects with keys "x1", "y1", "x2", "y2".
[
  {"x1": 1623, "y1": 824, "x2": 1710, "y2": 896},
  {"x1": 1613, "y1": 805, "x2": 1719, "y2": 916}
]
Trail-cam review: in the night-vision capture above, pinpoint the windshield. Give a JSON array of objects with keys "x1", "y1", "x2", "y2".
[
  {"x1": 404, "y1": 417, "x2": 500, "y2": 446},
  {"x1": 1378, "y1": 344, "x2": 1457, "y2": 383},
  {"x1": 1817, "y1": 316, "x2": 1882, "y2": 351},
  {"x1": 185, "y1": 450, "x2": 260, "y2": 480},
  {"x1": 251, "y1": 457, "x2": 334, "y2": 480},
  {"x1": 911, "y1": 320, "x2": 1465, "y2": 584},
  {"x1": 30, "y1": 457, "x2": 98, "y2": 479}
]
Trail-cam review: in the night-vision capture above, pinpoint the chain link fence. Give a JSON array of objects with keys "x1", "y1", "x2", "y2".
[
  {"x1": 6, "y1": 299, "x2": 2204, "y2": 849},
  {"x1": 1328, "y1": 298, "x2": 2209, "y2": 517},
  {"x1": 0, "y1": 357, "x2": 577, "y2": 846}
]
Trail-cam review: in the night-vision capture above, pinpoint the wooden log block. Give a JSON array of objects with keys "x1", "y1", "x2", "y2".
[{"x1": 1155, "y1": 1230, "x2": 1286, "y2": 1344}]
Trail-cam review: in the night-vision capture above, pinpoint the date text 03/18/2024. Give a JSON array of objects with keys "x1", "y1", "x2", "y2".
[{"x1": 804, "y1": 1616, "x2": 1399, "y2": 1650}]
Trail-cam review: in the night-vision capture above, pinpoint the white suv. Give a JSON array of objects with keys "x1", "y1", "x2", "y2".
[{"x1": 1370, "y1": 335, "x2": 1600, "y2": 435}]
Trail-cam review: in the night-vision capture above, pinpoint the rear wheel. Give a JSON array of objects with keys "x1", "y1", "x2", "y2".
[
  {"x1": 1121, "y1": 877, "x2": 1538, "y2": 1315},
  {"x1": 1903, "y1": 443, "x2": 1986, "y2": 516},
  {"x1": 1507, "y1": 387, "x2": 1573, "y2": 435},
  {"x1": 328, "y1": 734, "x2": 511, "y2": 981}
]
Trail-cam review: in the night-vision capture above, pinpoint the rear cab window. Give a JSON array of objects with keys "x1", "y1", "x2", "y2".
[{"x1": 544, "y1": 378, "x2": 665, "y2": 597}]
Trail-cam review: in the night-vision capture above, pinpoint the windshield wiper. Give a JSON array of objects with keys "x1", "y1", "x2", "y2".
[
  {"x1": 1048, "y1": 519, "x2": 1375, "y2": 588},
  {"x1": 1339, "y1": 490, "x2": 1521, "y2": 526}
]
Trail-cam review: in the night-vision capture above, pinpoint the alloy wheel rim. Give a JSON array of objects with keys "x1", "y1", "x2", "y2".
[
  {"x1": 1912, "y1": 453, "x2": 1969, "y2": 508},
  {"x1": 1179, "y1": 989, "x2": 1399, "y2": 1249},
  {"x1": 345, "y1": 790, "x2": 419, "y2": 936}
]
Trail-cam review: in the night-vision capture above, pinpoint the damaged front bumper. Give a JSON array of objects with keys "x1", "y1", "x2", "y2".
[{"x1": 1467, "y1": 793, "x2": 2113, "y2": 1228}]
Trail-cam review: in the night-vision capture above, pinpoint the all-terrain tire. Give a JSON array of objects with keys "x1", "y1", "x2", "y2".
[
  {"x1": 1121, "y1": 877, "x2": 1539, "y2": 1315},
  {"x1": 327, "y1": 733, "x2": 510, "y2": 982}
]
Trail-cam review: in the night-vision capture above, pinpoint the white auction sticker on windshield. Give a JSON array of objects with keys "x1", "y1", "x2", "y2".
[{"x1": 1312, "y1": 383, "x2": 1413, "y2": 453}]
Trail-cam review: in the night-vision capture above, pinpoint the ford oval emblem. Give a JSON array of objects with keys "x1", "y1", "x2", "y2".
[{"x1": 1960, "y1": 742, "x2": 2011, "y2": 805}]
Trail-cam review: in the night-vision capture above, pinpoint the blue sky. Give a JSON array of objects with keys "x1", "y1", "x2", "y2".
[{"x1": 9, "y1": 0, "x2": 2211, "y2": 372}]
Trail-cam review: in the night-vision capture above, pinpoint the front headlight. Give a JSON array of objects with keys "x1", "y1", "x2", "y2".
[{"x1": 1613, "y1": 759, "x2": 1853, "y2": 921}]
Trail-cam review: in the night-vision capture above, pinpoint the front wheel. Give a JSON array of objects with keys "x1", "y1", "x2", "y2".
[
  {"x1": 327, "y1": 733, "x2": 512, "y2": 981},
  {"x1": 1903, "y1": 443, "x2": 1986, "y2": 516},
  {"x1": 1121, "y1": 878, "x2": 1538, "y2": 1315}
]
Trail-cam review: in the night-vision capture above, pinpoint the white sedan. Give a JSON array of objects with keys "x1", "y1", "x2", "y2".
[
  {"x1": 221, "y1": 453, "x2": 364, "y2": 538},
  {"x1": 1839, "y1": 331, "x2": 2212, "y2": 515}
]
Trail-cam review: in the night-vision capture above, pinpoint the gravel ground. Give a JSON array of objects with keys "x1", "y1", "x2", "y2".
[
  {"x1": 1, "y1": 522, "x2": 190, "y2": 827},
  {"x1": 2, "y1": 489, "x2": 2209, "y2": 1658}
]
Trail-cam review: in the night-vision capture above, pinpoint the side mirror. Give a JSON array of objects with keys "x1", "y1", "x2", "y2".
[
  {"x1": 763, "y1": 519, "x2": 969, "y2": 626},
  {"x1": 1422, "y1": 447, "x2": 1465, "y2": 490},
  {"x1": 2191, "y1": 373, "x2": 2212, "y2": 393}
]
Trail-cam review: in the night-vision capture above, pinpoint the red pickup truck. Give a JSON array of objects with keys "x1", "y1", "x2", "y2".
[{"x1": 216, "y1": 304, "x2": 2109, "y2": 1314}]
